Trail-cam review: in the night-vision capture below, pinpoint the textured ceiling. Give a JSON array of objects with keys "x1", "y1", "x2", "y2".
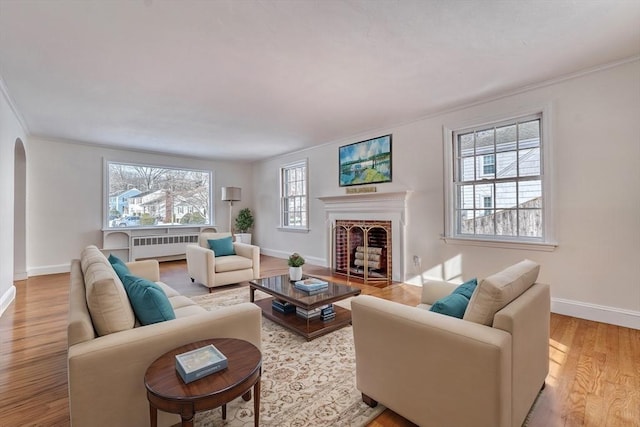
[{"x1": 1, "y1": 0, "x2": 639, "y2": 161}]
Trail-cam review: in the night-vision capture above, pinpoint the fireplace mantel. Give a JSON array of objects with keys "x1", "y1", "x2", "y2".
[
  {"x1": 317, "y1": 190, "x2": 412, "y2": 213},
  {"x1": 318, "y1": 190, "x2": 412, "y2": 282}
]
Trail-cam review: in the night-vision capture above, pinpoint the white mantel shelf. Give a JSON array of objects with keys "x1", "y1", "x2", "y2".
[{"x1": 317, "y1": 190, "x2": 412, "y2": 210}]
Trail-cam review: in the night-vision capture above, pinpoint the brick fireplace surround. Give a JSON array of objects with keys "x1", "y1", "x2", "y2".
[{"x1": 318, "y1": 191, "x2": 411, "y2": 283}]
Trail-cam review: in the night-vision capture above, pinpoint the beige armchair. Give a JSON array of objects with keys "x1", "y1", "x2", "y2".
[
  {"x1": 186, "y1": 232, "x2": 260, "y2": 292},
  {"x1": 351, "y1": 260, "x2": 550, "y2": 427}
]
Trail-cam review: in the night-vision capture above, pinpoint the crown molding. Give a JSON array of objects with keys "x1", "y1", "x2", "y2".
[{"x1": 0, "y1": 74, "x2": 30, "y2": 135}]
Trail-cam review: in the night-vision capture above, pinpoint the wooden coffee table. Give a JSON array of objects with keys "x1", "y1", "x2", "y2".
[
  {"x1": 144, "y1": 338, "x2": 261, "y2": 427},
  {"x1": 250, "y1": 274, "x2": 361, "y2": 341}
]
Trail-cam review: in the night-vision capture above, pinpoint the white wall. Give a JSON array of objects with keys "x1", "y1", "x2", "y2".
[
  {"x1": 27, "y1": 137, "x2": 254, "y2": 274},
  {"x1": 253, "y1": 59, "x2": 640, "y2": 329},
  {"x1": 0, "y1": 84, "x2": 28, "y2": 317}
]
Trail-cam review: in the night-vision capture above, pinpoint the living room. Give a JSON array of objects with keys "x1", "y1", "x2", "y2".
[{"x1": 1, "y1": 1, "x2": 639, "y2": 426}]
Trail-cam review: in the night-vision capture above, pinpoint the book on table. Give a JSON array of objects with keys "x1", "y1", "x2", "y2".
[
  {"x1": 272, "y1": 299, "x2": 295, "y2": 314},
  {"x1": 296, "y1": 304, "x2": 332, "y2": 319},
  {"x1": 175, "y1": 344, "x2": 228, "y2": 384},
  {"x1": 294, "y1": 278, "x2": 329, "y2": 292}
]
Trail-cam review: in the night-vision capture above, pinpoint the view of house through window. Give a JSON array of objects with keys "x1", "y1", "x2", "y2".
[
  {"x1": 107, "y1": 162, "x2": 212, "y2": 228},
  {"x1": 280, "y1": 160, "x2": 308, "y2": 229},
  {"x1": 453, "y1": 114, "x2": 543, "y2": 239}
]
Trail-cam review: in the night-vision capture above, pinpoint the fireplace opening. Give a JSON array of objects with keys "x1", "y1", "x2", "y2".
[{"x1": 333, "y1": 220, "x2": 391, "y2": 286}]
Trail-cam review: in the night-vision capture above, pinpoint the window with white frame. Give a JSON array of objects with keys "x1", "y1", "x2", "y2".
[
  {"x1": 106, "y1": 161, "x2": 212, "y2": 228},
  {"x1": 448, "y1": 113, "x2": 549, "y2": 243},
  {"x1": 280, "y1": 160, "x2": 308, "y2": 229}
]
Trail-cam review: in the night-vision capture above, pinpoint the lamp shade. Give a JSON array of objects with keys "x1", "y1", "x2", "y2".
[{"x1": 221, "y1": 187, "x2": 241, "y2": 202}]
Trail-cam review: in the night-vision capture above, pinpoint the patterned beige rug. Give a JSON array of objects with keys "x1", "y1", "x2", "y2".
[{"x1": 190, "y1": 287, "x2": 385, "y2": 427}]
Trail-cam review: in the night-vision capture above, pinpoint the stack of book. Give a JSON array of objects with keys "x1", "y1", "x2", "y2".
[
  {"x1": 320, "y1": 305, "x2": 335, "y2": 322},
  {"x1": 296, "y1": 304, "x2": 331, "y2": 320},
  {"x1": 294, "y1": 278, "x2": 329, "y2": 295},
  {"x1": 272, "y1": 299, "x2": 295, "y2": 314}
]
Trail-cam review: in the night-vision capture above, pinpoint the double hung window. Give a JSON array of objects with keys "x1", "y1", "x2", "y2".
[
  {"x1": 447, "y1": 113, "x2": 552, "y2": 245},
  {"x1": 280, "y1": 160, "x2": 308, "y2": 230}
]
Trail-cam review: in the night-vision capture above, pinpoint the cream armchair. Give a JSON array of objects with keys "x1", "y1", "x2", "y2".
[
  {"x1": 351, "y1": 260, "x2": 550, "y2": 427},
  {"x1": 186, "y1": 232, "x2": 260, "y2": 291}
]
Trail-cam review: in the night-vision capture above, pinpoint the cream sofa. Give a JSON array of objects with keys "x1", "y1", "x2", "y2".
[
  {"x1": 186, "y1": 232, "x2": 260, "y2": 291},
  {"x1": 351, "y1": 260, "x2": 550, "y2": 427},
  {"x1": 67, "y1": 245, "x2": 262, "y2": 427}
]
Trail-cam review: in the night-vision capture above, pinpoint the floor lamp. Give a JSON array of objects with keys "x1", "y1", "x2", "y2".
[{"x1": 221, "y1": 186, "x2": 241, "y2": 234}]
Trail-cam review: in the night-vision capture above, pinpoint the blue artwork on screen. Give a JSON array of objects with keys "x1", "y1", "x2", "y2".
[{"x1": 339, "y1": 134, "x2": 392, "y2": 187}]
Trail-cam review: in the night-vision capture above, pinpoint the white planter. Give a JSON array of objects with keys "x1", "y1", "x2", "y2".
[
  {"x1": 289, "y1": 266, "x2": 303, "y2": 281},
  {"x1": 235, "y1": 233, "x2": 252, "y2": 244}
]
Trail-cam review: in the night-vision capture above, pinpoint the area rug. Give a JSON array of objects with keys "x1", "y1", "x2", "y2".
[{"x1": 190, "y1": 287, "x2": 385, "y2": 427}]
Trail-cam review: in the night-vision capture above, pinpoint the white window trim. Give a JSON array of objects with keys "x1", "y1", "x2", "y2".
[
  {"x1": 278, "y1": 158, "x2": 309, "y2": 232},
  {"x1": 442, "y1": 103, "x2": 557, "y2": 251}
]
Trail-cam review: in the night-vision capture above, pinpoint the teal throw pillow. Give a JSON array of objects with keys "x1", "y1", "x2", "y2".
[
  {"x1": 452, "y1": 278, "x2": 478, "y2": 299},
  {"x1": 108, "y1": 254, "x2": 130, "y2": 281},
  {"x1": 208, "y1": 237, "x2": 236, "y2": 257},
  {"x1": 429, "y1": 293, "x2": 470, "y2": 319},
  {"x1": 121, "y1": 274, "x2": 176, "y2": 325}
]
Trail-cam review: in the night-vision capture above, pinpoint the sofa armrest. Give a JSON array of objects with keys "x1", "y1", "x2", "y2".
[
  {"x1": 351, "y1": 295, "x2": 512, "y2": 427},
  {"x1": 126, "y1": 259, "x2": 160, "y2": 282},
  {"x1": 420, "y1": 280, "x2": 459, "y2": 305},
  {"x1": 233, "y1": 242, "x2": 261, "y2": 279},
  {"x1": 186, "y1": 244, "x2": 215, "y2": 285},
  {"x1": 68, "y1": 302, "x2": 261, "y2": 427}
]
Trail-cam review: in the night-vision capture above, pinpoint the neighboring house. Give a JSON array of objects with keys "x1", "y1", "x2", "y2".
[
  {"x1": 108, "y1": 188, "x2": 141, "y2": 216},
  {"x1": 127, "y1": 190, "x2": 166, "y2": 219}
]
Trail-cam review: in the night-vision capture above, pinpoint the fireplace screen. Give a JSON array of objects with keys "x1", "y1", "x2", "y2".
[{"x1": 333, "y1": 220, "x2": 391, "y2": 285}]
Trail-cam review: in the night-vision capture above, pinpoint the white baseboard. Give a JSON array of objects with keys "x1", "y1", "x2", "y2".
[
  {"x1": 0, "y1": 285, "x2": 16, "y2": 318},
  {"x1": 552, "y1": 298, "x2": 640, "y2": 330},
  {"x1": 13, "y1": 271, "x2": 28, "y2": 281},
  {"x1": 28, "y1": 263, "x2": 71, "y2": 277}
]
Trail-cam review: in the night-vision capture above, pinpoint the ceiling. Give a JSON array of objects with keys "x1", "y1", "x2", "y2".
[{"x1": 1, "y1": 0, "x2": 639, "y2": 161}]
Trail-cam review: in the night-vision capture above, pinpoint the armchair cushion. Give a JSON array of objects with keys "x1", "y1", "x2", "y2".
[
  {"x1": 121, "y1": 274, "x2": 176, "y2": 325},
  {"x1": 207, "y1": 236, "x2": 236, "y2": 256},
  {"x1": 214, "y1": 255, "x2": 253, "y2": 273},
  {"x1": 464, "y1": 259, "x2": 540, "y2": 326}
]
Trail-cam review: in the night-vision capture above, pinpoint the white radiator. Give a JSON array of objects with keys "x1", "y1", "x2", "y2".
[{"x1": 131, "y1": 234, "x2": 199, "y2": 260}]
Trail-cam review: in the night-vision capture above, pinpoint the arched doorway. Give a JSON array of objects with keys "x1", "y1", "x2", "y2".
[{"x1": 14, "y1": 138, "x2": 27, "y2": 281}]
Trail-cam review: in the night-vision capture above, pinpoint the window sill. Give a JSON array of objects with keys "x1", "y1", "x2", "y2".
[
  {"x1": 442, "y1": 236, "x2": 557, "y2": 252},
  {"x1": 278, "y1": 227, "x2": 310, "y2": 234}
]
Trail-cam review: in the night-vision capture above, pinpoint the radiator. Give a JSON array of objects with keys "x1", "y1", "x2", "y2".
[{"x1": 131, "y1": 234, "x2": 199, "y2": 260}]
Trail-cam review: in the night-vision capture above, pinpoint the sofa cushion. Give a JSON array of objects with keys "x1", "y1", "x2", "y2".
[
  {"x1": 83, "y1": 252, "x2": 136, "y2": 336},
  {"x1": 215, "y1": 255, "x2": 253, "y2": 273},
  {"x1": 121, "y1": 274, "x2": 176, "y2": 326},
  {"x1": 463, "y1": 260, "x2": 540, "y2": 326},
  {"x1": 108, "y1": 253, "x2": 128, "y2": 270},
  {"x1": 208, "y1": 236, "x2": 236, "y2": 257}
]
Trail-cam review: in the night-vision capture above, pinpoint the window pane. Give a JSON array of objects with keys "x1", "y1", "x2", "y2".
[
  {"x1": 519, "y1": 147, "x2": 540, "y2": 176},
  {"x1": 496, "y1": 151, "x2": 517, "y2": 178},
  {"x1": 458, "y1": 133, "x2": 474, "y2": 156},
  {"x1": 476, "y1": 129, "x2": 494, "y2": 152},
  {"x1": 496, "y1": 182, "x2": 517, "y2": 208},
  {"x1": 495, "y1": 209, "x2": 518, "y2": 236},
  {"x1": 459, "y1": 184, "x2": 475, "y2": 209},
  {"x1": 457, "y1": 210, "x2": 474, "y2": 234},
  {"x1": 460, "y1": 157, "x2": 475, "y2": 182},
  {"x1": 496, "y1": 124, "x2": 517, "y2": 150},
  {"x1": 518, "y1": 180, "x2": 542, "y2": 206},
  {"x1": 474, "y1": 211, "x2": 495, "y2": 235},
  {"x1": 107, "y1": 163, "x2": 211, "y2": 227},
  {"x1": 519, "y1": 120, "x2": 540, "y2": 147},
  {"x1": 519, "y1": 210, "x2": 542, "y2": 237}
]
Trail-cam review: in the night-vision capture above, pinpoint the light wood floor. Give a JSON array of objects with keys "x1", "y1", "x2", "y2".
[{"x1": 1, "y1": 256, "x2": 638, "y2": 426}]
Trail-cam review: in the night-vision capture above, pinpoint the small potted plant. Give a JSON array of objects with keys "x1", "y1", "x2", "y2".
[
  {"x1": 288, "y1": 252, "x2": 305, "y2": 281},
  {"x1": 234, "y1": 208, "x2": 254, "y2": 244}
]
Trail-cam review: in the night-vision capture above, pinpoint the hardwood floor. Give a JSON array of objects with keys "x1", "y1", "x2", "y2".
[{"x1": 1, "y1": 256, "x2": 638, "y2": 426}]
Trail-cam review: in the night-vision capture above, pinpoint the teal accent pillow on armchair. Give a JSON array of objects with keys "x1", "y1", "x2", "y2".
[
  {"x1": 208, "y1": 237, "x2": 236, "y2": 257},
  {"x1": 429, "y1": 278, "x2": 478, "y2": 318},
  {"x1": 121, "y1": 274, "x2": 176, "y2": 325}
]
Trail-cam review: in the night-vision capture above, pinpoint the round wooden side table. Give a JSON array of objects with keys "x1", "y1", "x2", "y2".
[{"x1": 144, "y1": 338, "x2": 261, "y2": 427}]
